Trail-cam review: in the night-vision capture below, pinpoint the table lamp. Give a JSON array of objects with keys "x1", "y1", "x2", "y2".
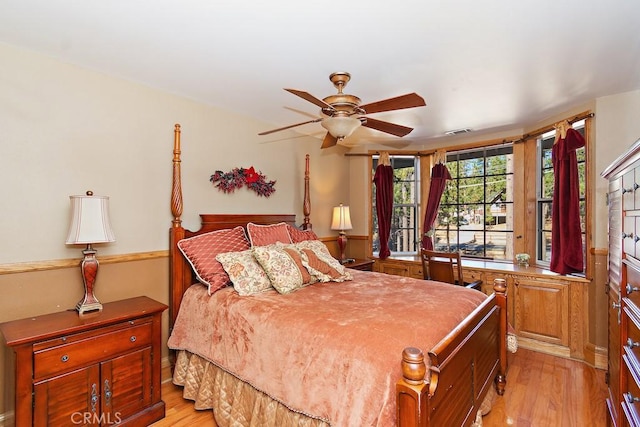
[
  {"x1": 331, "y1": 203, "x2": 353, "y2": 263},
  {"x1": 66, "y1": 191, "x2": 115, "y2": 315}
]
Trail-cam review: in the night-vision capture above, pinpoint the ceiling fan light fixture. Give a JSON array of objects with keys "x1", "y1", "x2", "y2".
[{"x1": 321, "y1": 116, "x2": 361, "y2": 139}]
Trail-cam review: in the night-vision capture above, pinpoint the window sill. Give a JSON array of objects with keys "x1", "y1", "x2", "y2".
[{"x1": 374, "y1": 255, "x2": 590, "y2": 283}]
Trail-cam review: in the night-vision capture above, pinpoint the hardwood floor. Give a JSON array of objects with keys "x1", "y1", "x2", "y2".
[
  {"x1": 152, "y1": 348, "x2": 608, "y2": 427},
  {"x1": 483, "y1": 348, "x2": 608, "y2": 426}
]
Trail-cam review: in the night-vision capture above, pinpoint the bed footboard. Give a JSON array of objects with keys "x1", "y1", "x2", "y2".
[{"x1": 396, "y1": 279, "x2": 507, "y2": 427}]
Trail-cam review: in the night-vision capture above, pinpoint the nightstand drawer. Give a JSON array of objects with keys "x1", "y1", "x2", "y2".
[{"x1": 34, "y1": 320, "x2": 152, "y2": 379}]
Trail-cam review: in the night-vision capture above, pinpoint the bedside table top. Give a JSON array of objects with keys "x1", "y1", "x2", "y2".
[
  {"x1": 0, "y1": 296, "x2": 167, "y2": 347},
  {"x1": 344, "y1": 258, "x2": 375, "y2": 271}
]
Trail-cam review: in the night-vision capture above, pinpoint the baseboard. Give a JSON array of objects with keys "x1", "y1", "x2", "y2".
[
  {"x1": 0, "y1": 410, "x2": 15, "y2": 427},
  {"x1": 518, "y1": 337, "x2": 608, "y2": 370},
  {"x1": 583, "y1": 342, "x2": 608, "y2": 370},
  {"x1": 161, "y1": 355, "x2": 173, "y2": 384}
]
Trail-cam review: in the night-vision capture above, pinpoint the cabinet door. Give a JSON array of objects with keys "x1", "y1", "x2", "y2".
[
  {"x1": 34, "y1": 364, "x2": 101, "y2": 427},
  {"x1": 101, "y1": 347, "x2": 153, "y2": 423},
  {"x1": 513, "y1": 277, "x2": 569, "y2": 347}
]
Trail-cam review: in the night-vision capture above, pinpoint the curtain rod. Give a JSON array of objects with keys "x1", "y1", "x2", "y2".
[
  {"x1": 344, "y1": 111, "x2": 594, "y2": 157},
  {"x1": 509, "y1": 111, "x2": 594, "y2": 144}
]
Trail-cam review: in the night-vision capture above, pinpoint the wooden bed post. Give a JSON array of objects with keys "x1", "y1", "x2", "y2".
[
  {"x1": 493, "y1": 278, "x2": 508, "y2": 395},
  {"x1": 303, "y1": 154, "x2": 312, "y2": 230},
  {"x1": 169, "y1": 124, "x2": 186, "y2": 340},
  {"x1": 396, "y1": 347, "x2": 428, "y2": 427}
]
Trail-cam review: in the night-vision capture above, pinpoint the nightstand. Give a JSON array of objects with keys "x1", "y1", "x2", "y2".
[
  {"x1": 0, "y1": 296, "x2": 167, "y2": 427},
  {"x1": 344, "y1": 258, "x2": 375, "y2": 271}
]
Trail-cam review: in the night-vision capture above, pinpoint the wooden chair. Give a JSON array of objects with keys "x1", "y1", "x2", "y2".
[{"x1": 420, "y1": 249, "x2": 482, "y2": 291}]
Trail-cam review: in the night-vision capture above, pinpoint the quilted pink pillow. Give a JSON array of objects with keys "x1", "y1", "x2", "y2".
[
  {"x1": 177, "y1": 226, "x2": 250, "y2": 294},
  {"x1": 246, "y1": 222, "x2": 292, "y2": 247},
  {"x1": 287, "y1": 224, "x2": 319, "y2": 243}
]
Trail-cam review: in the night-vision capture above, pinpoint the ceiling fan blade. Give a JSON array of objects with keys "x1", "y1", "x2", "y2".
[
  {"x1": 362, "y1": 117, "x2": 414, "y2": 137},
  {"x1": 321, "y1": 132, "x2": 338, "y2": 149},
  {"x1": 360, "y1": 93, "x2": 426, "y2": 114},
  {"x1": 285, "y1": 89, "x2": 335, "y2": 111},
  {"x1": 258, "y1": 118, "x2": 322, "y2": 136}
]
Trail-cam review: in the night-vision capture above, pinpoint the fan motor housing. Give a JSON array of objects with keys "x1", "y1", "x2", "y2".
[{"x1": 322, "y1": 94, "x2": 362, "y2": 114}]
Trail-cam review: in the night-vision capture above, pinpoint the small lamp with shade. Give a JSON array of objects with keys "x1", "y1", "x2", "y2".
[
  {"x1": 65, "y1": 191, "x2": 115, "y2": 315},
  {"x1": 331, "y1": 203, "x2": 353, "y2": 264}
]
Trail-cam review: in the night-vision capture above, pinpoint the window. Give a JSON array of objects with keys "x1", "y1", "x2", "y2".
[
  {"x1": 435, "y1": 146, "x2": 514, "y2": 260},
  {"x1": 372, "y1": 155, "x2": 420, "y2": 255},
  {"x1": 536, "y1": 120, "x2": 586, "y2": 267}
]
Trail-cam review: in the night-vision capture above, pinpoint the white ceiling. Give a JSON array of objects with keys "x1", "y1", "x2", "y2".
[{"x1": 2, "y1": 0, "x2": 639, "y2": 147}]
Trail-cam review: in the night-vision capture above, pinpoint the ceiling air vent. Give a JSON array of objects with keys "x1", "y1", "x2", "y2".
[{"x1": 444, "y1": 128, "x2": 472, "y2": 136}]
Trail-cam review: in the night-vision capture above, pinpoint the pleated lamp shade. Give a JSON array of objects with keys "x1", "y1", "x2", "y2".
[{"x1": 66, "y1": 192, "x2": 115, "y2": 245}]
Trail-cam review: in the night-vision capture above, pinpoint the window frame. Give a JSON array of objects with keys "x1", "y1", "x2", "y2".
[{"x1": 371, "y1": 154, "x2": 421, "y2": 256}]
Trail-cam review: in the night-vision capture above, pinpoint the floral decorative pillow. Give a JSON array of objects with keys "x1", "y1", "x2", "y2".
[
  {"x1": 216, "y1": 250, "x2": 273, "y2": 296},
  {"x1": 177, "y1": 226, "x2": 250, "y2": 294},
  {"x1": 246, "y1": 222, "x2": 293, "y2": 247},
  {"x1": 252, "y1": 244, "x2": 315, "y2": 294},
  {"x1": 295, "y1": 240, "x2": 352, "y2": 282},
  {"x1": 287, "y1": 224, "x2": 319, "y2": 243}
]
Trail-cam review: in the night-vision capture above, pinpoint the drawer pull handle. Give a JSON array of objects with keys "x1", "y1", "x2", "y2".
[
  {"x1": 130, "y1": 335, "x2": 137, "y2": 343},
  {"x1": 613, "y1": 302, "x2": 621, "y2": 309},
  {"x1": 627, "y1": 338, "x2": 640, "y2": 348},
  {"x1": 91, "y1": 384, "x2": 98, "y2": 412},
  {"x1": 635, "y1": 183, "x2": 640, "y2": 191},
  {"x1": 636, "y1": 235, "x2": 640, "y2": 243},
  {"x1": 627, "y1": 283, "x2": 640, "y2": 294},
  {"x1": 104, "y1": 380, "x2": 112, "y2": 406},
  {"x1": 61, "y1": 354, "x2": 69, "y2": 363},
  {"x1": 626, "y1": 393, "x2": 640, "y2": 404},
  {"x1": 623, "y1": 232, "x2": 635, "y2": 239}
]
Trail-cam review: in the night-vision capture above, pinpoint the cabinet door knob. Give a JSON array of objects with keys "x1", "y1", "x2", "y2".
[
  {"x1": 613, "y1": 302, "x2": 621, "y2": 309},
  {"x1": 626, "y1": 392, "x2": 640, "y2": 403},
  {"x1": 627, "y1": 338, "x2": 640, "y2": 348},
  {"x1": 130, "y1": 335, "x2": 137, "y2": 343},
  {"x1": 627, "y1": 283, "x2": 640, "y2": 294},
  {"x1": 104, "y1": 380, "x2": 112, "y2": 406}
]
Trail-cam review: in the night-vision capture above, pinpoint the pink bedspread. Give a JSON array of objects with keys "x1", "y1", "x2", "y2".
[{"x1": 168, "y1": 270, "x2": 487, "y2": 426}]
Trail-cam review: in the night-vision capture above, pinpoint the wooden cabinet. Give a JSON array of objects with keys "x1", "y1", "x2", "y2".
[
  {"x1": 602, "y1": 138, "x2": 640, "y2": 427},
  {"x1": 375, "y1": 256, "x2": 589, "y2": 361},
  {"x1": 0, "y1": 296, "x2": 167, "y2": 427},
  {"x1": 374, "y1": 257, "x2": 423, "y2": 279}
]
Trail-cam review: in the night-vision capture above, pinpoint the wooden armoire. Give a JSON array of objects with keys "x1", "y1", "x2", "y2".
[{"x1": 603, "y1": 138, "x2": 640, "y2": 426}]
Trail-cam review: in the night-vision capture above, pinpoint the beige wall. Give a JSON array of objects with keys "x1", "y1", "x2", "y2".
[
  {"x1": 0, "y1": 41, "x2": 350, "y2": 265},
  {"x1": 0, "y1": 42, "x2": 350, "y2": 419}
]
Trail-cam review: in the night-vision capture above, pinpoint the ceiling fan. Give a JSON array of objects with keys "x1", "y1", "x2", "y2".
[{"x1": 258, "y1": 72, "x2": 426, "y2": 149}]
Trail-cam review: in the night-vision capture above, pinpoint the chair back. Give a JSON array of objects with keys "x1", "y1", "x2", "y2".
[{"x1": 420, "y1": 249, "x2": 463, "y2": 285}]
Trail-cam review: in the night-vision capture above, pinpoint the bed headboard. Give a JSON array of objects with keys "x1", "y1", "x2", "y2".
[{"x1": 168, "y1": 124, "x2": 311, "y2": 332}]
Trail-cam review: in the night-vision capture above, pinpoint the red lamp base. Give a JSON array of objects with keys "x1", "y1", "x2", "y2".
[
  {"x1": 77, "y1": 246, "x2": 103, "y2": 315},
  {"x1": 337, "y1": 232, "x2": 348, "y2": 263}
]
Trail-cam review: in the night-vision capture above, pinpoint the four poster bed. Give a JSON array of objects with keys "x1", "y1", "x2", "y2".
[{"x1": 167, "y1": 124, "x2": 507, "y2": 426}]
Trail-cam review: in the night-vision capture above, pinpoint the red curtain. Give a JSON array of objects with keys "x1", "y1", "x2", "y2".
[
  {"x1": 420, "y1": 163, "x2": 452, "y2": 250},
  {"x1": 550, "y1": 127, "x2": 585, "y2": 274},
  {"x1": 374, "y1": 163, "x2": 394, "y2": 259}
]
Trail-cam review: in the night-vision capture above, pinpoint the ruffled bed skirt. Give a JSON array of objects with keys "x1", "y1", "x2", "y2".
[
  {"x1": 172, "y1": 337, "x2": 518, "y2": 427},
  {"x1": 172, "y1": 350, "x2": 330, "y2": 427}
]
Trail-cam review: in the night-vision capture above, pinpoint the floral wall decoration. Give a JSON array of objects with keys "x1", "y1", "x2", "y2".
[{"x1": 210, "y1": 166, "x2": 276, "y2": 197}]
